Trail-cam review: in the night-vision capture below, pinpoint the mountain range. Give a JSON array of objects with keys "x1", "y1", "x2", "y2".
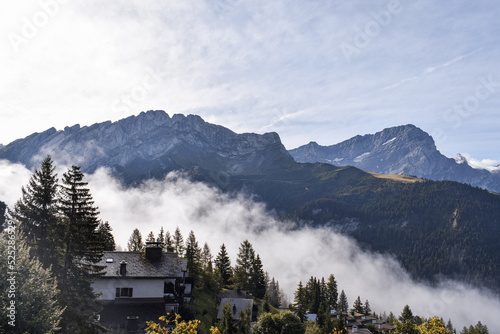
[
  {"x1": 289, "y1": 124, "x2": 500, "y2": 193},
  {"x1": 1, "y1": 110, "x2": 499, "y2": 291}
]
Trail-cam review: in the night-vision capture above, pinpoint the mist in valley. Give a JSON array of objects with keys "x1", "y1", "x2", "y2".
[{"x1": 1, "y1": 160, "x2": 499, "y2": 331}]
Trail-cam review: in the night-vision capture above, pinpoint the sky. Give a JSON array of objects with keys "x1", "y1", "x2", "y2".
[{"x1": 1, "y1": 0, "x2": 500, "y2": 166}]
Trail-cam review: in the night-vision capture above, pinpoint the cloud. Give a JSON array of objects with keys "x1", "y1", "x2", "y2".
[
  {"x1": 459, "y1": 153, "x2": 500, "y2": 172},
  {"x1": 85, "y1": 167, "x2": 500, "y2": 331},
  {"x1": 0, "y1": 160, "x2": 32, "y2": 207}
]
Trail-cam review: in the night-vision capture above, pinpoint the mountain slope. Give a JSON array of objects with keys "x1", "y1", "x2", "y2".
[
  {"x1": 289, "y1": 125, "x2": 500, "y2": 193},
  {"x1": 0, "y1": 110, "x2": 294, "y2": 184},
  {"x1": 1, "y1": 112, "x2": 499, "y2": 290}
]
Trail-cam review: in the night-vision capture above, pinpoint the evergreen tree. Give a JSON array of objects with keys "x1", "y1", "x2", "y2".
[
  {"x1": 0, "y1": 201, "x2": 6, "y2": 232},
  {"x1": 215, "y1": 243, "x2": 232, "y2": 287},
  {"x1": 201, "y1": 242, "x2": 213, "y2": 272},
  {"x1": 262, "y1": 291, "x2": 271, "y2": 313},
  {"x1": 337, "y1": 290, "x2": 348, "y2": 315},
  {"x1": 233, "y1": 240, "x2": 256, "y2": 292},
  {"x1": 185, "y1": 230, "x2": 202, "y2": 287},
  {"x1": 157, "y1": 226, "x2": 165, "y2": 249},
  {"x1": 0, "y1": 229, "x2": 64, "y2": 333},
  {"x1": 326, "y1": 274, "x2": 338, "y2": 311},
  {"x1": 363, "y1": 299, "x2": 371, "y2": 315},
  {"x1": 251, "y1": 254, "x2": 267, "y2": 298},
  {"x1": 128, "y1": 228, "x2": 144, "y2": 252},
  {"x1": 58, "y1": 165, "x2": 105, "y2": 333},
  {"x1": 293, "y1": 281, "x2": 307, "y2": 322},
  {"x1": 460, "y1": 322, "x2": 489, "y2": 334},
  {"x1": 217, "y1": 302, "x2": 237, "y2": 334},
  {"x1": 146, "y1": 231, "x2": 156, "y2": 243},
  {"x1": 238, "y1": 307, "x2": 252, "y2": 334},
  {"x1": 352, "y1": 296, "x2": 363, "y2": 314},
  {"x1": 268, "y1": 277, "x2": 281, "y2": 308},
  {"x1": 97, "y1": 221, "x2": 116, "y2": 251},
  {"x1": 13, "y1": 155, "x2": 60, "y2": 267},
  {"x1": 164, "y1": 230, "x2": 175, "y2": 252},
  {"x1": 173, "y1": 226, "x2": 184, "y2": 256}
]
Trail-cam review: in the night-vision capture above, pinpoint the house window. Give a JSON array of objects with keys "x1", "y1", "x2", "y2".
[{"x1": 116, "y1": 287, "x2": 133, "y2": 298}]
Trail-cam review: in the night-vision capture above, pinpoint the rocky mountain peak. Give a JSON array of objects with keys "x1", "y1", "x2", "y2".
[{"x1": 0, "y1": 111, "x2": 293, "y2": 183}]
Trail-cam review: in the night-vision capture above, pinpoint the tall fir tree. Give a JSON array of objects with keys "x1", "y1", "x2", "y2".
[
  {"x1": 173, "y1": 226, "x2": 184, "y2": 256},
  {"x1": 0, "y1": 201, "x2": 6, "y2": 232},
  {"x1": 146, "y1": 231, "x2": 156, "y2": 243},
  {"x1": 201, "y1": 242, "x2": 213, "y2": 272},
  {"x1": 233, "y1": 239, "x2": 256, "y2": 292},
  {"x1": 352, "y1": 296, "x2": 364, "y2": 314},
  {"x1": 97, "y1": 221, "x2": 116, "y2": 251},
  {"x1": 0, "y1": 229, "x2": 64, "y2": 334},
  {"x1": 364, "y1": 299, "x2": 372, "y2": 315},
  {"x1": 185, "y1": 230, "x2": 202, "y2": 287},
  {"x1": 215, "y1": 243, "x2": 232, "y2": 287},
  {"x1": 157, "y1": 226, "x2": 166, "y2": 249},
  {"x1": 217, "y1": 302, "x2": 238, "y2": 334},
  {"x1": 326, "y1": 274, "x2": 338, "y2": 311},
  {"x1": 251, "y1": 254, "x2": 266, "y2": 298},
  {"x1": 128, "y1": 228, "x2": 144, "y2": 252},
  {"x1": 267, "y1": 277, "x2": 281, "y2": 308},
  {"x1": 58, "y1": 165, "x2": 105, "y2": 333},
  {"x1": 337, "y1": 290, "x2": 349, "y2": 315},
  {"x1": 293, "y1": 281, "x2": 307, "y2": 322},
  {"x1": 13, "y1": 155, "x2": 60, "y2": 267},
  {"x1": 164, "y1": 230, "x2": 175, "y2": 252}
]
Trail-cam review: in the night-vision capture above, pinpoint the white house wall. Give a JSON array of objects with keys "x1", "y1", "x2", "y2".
[{"x1": 93, "y1": 278, "x2": 176, "y2": 301}]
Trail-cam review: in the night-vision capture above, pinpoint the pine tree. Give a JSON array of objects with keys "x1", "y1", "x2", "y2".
[
  {"x1": 58, "y1": 165, "x2": 105, "y2": 333},
  {"x1": 185, "y1": 230, "x2": 202, "y2": 286},
  {"x1": 0, "y1": 201, "x2": 6, "y2": 232},
  {"x1": 128, "y1": 228, "x2": 144, "y2": 252},
  {"x1": 217, "y1": 302, "x2": 238, "y2": 334},
  {"x1": 157, "y1": 226, "x2": 165, "y2": 249},
  {"x1": 293, "y1": 281, "x2": 307, "y2": 322},
  {"x1": 201, "y1": 242, "x2": 213, "y2": 272},
  {"x1": 363, "y1": 299, "x2": 371, "y2": 315},
  {"x1": 337, "y1": 290, "x2": 348, "y2": 315},
  {"x1": 97, "y1": 221, "x2": 116, "y2": 251},
  {"x1": 268, "y1": 277, "x2": 281, "y2": 308},
  {"x1": 251, "y1": 254, "x2": 266, "y2": 298},
  {"x1": 326, "y1": 274, "x2": 338, "y2": 311},
  {"x1": 233, "y1": 240, "x2": 256, "y2": 292},
  {"x1": 13, "y1": 155, "x2": 60, "y2": 267},
  {"x1": 0, "y1": 230, "x2": 64, "y2": 333},
  {"x1": 215, "y1": 243, "x2": 232, "y2": 287},
  {"x1": 173, "y1": 226, "x2": 184, "y2": 256},
  {"x1": 262, "y1": 292, "x2": 271, "y2": 313},
  {"x1": 352, "y1": 296, "x2": 363, "y2": 314},
  {"x1": 164, "y1": 230, "x2": 175, "y2": 252},
  {"x1": 146, "y1": 231, "x2": 156, "y2": 243}
]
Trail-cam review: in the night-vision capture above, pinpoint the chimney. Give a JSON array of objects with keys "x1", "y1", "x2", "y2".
[
  {"x1": 353, "y1": 326, "x2": 358, "y2": 333},
  {"x1": 120, "y1": 261, "x2": 127, "y2": 276},
  {"x1": 145, "y1": 241, "x2": 162, "y2": 262}
]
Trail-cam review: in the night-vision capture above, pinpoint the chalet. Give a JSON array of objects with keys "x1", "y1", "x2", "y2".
[{"x1": 92, "y1": 243, "x2": 192, "y2": 332}]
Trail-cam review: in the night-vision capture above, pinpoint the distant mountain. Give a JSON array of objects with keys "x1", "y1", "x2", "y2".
[
  {"x1": 0, "y1": 110, "x2": 294, "y2": 184},
  {"x1": 1, "y1": 112, "x2": 499, "y2": 290},
  {"x1": 289, "y1": 124, "x2": 500, "y2": 193}
]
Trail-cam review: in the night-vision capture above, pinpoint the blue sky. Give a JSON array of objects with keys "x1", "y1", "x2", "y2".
[{"x1": 1, "y1": 0, "x2": 499, "y2": 165}]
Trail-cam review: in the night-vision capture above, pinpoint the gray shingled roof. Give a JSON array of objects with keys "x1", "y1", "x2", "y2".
[
  {"x1": 217, "y1": 298, "x2": 253, "y2": 320},
  {"x1": 98, "y1": 251, "x2": 188, "y2": 278}
]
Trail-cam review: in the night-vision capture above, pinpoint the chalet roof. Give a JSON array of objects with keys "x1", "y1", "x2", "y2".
[
  {"x1": 98, "y1": 251, "x2": 188, "y2": 278},
  {"x1": 217, "y1": 298, "x2": 253, "y2": 320}
]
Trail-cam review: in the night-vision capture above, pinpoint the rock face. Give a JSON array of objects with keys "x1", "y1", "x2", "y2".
[
  {"x1": 0, "y1": 110, "x2": 294, "y2": 183},
  {"x1": 289, "y1": 124, "x2": 500, "y2": 193}
]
